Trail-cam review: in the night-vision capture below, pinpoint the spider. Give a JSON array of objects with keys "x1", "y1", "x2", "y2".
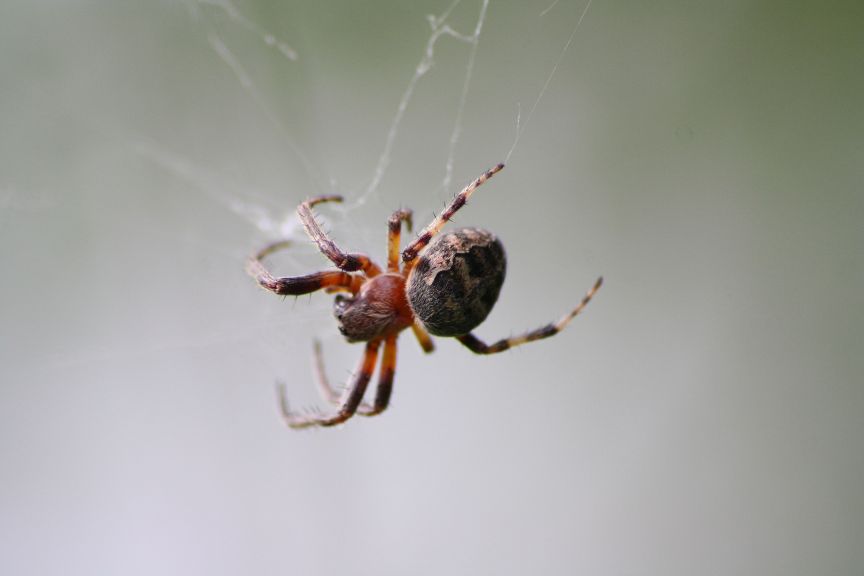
[{"x1": 247, "y1": 163, "x2": 602, "y2": 429}]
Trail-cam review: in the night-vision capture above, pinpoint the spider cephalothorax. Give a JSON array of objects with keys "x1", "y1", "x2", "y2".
[
  {"x1": 247, "y1": 163, "x2": 602, "y2": 429},
  {"x1": 333, "y1": 274, "x2": 412, "y2": 342}
]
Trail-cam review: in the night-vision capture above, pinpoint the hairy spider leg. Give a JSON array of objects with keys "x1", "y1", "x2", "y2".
[
  {"x1": 387, "y1": 208, "x2": 413, "y2": 272},
  {"x1": 246, "y1": 240, "x2": 363, "y2": 295},
  {"x1": 311, "y1": 336, "x2": 398, "y2": 417},
  {"x1": 457, "y1": 276, "x2": 603, "y2": 354},
  {"x1": 298, "y1": 195, "x2": 382, "y2": 276},
  {"x1": 280, "y1": 340, "x2": 382, "y2": 428},
  {"x1": 401, "y1": 162, "x2": 505, "y2": 266}
]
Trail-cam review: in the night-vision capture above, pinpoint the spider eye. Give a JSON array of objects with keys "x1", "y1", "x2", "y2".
[{"x1": 333, "y1": 294, "x2": 353, "y2": 320}]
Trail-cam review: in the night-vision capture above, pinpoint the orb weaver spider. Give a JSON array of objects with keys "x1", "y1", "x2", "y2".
[{"x1": 247, "y1": 163, "x2": 602, "y2": 428}]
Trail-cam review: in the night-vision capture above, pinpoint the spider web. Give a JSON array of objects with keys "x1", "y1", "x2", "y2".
[
  {"x1": 2, "y1": 0, "x2": 599, "y2": 381},
  {"x1": 148, "y1": 0, "x2": 592, "y2": 234},
  {"x1": 125, "y1": 0, "x2": 596, "y2": 368}
]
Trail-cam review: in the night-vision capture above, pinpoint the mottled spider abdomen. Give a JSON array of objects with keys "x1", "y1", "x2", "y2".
[{"x1": 406, "y1": 227, "x2": 506, "y2": 337}]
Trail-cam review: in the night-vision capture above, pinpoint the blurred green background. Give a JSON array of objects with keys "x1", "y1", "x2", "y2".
[{"x1": 1, "y1": 1, "x2": 862, "y2": 575}]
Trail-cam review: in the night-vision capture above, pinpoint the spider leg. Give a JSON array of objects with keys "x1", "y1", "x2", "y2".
[
  {"x1": 279, "y1": 340, "x2": 381, "y2": 429},
  {"x1": 311, "y1": 340, "x2": 342, "y2": 407},
  {"x1": 456, "y1": 276, "x2": 603, "y2": 354},
  {"x1": 410, "y1": 322, "x2": 435, "y2": 353},
  {"x1": 298, "y1": 195, "x2": 382, "y2": 276},
  {"x1": 387, "y1": 208, "x2": 413, "y2": 272},
  {"x1": 401, "y1": 163, "x2": 504, "y2": 265},
  {"x1": 246, "y1": 240, "x2": 363, "y2": 295},
  {"x1": 356, "y1": 335, "x2": 397, "y2": 416},
  {"x1": 311, "y1": 336, "x2": 399, "y2": 416}
]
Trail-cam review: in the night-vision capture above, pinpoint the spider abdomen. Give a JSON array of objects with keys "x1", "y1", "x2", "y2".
[{"x1": 406, "y1": 227, "x2": 506, "y2": 337}]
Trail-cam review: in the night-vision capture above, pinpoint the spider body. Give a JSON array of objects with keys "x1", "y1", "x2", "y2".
[
  {"x1": 247, "y1": 163, "x2": 602, "y2": 429},
  {"x1": 407, "y1": 227, "x2": 506, "y2": 337}
]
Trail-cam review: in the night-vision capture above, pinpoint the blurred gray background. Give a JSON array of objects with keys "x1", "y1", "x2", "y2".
[{"x1": 1, "y1": 1, "x2": 862, "y2": 575}]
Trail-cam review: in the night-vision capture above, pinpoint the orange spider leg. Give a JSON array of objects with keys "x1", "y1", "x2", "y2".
[
  {"x1": 312, "y1": 335, "x2": 399, "y2": 417},
  {"x1": 358, "y1": 334, "x2": 397, "y2": 416},
  {"x1": 387, "y1": 209, "x2": 413, "y2": 272},
  {"x1": 246, "y1": 240, "x2": 362, "y2": 295},
  {"x1": 410, "y1": 322, "x2": 435, "y2": 353}
]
